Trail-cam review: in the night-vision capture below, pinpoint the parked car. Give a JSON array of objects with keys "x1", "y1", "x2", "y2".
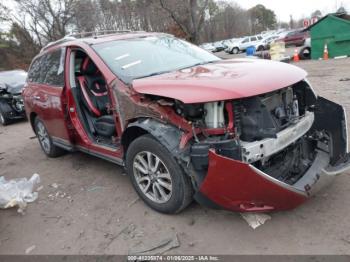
[
  {"x1": 213, "y1": 41, "x2": 226, "y2": 52},
  {"x1": 279, "y1": 29, "x2": 310, "y2": 47},
  {"x1": 262, "y1": 35, "x2": 279, "y2": 50},
  {"x1": 24, "y1": 32, "x2": 350, "y2": 214},
  {"x1": 199, "y1": 43, "x2": 215, "y2": 52},
  {"x1": 0, "y1": 70, "x2": 27, "y2": 125},
  {"x1": 222, "y1": 39, "x2": 233, "y2": 48},
  {"x1": 227, "y1": 35, "x2": 263, "y2": 54}
]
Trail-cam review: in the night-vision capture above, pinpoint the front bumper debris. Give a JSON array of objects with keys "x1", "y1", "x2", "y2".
[{"x1": 195, "y1": 149, "x2": 350, "y2": 212}]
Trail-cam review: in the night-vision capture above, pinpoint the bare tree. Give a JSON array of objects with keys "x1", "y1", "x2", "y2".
[
  {"x1": 159, "y1": 0, "x2": 209, "y2": 43},
  {"x1": 13, "y1": 0, "x2": 77, "y2": 47}
]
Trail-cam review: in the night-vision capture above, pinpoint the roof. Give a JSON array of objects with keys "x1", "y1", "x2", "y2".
[
  {"x1": 41, "y1": 31, "x2": 163, "y2": 53},
  {"x1": 304, "y1": 12, "x2": 350, "y2": 31}
]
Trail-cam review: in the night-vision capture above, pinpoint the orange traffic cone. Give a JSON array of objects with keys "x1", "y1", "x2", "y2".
[
  {"x1": 293, "y1": 49, "x2": 299, "y2": 62},
  {"x1": 323, "y1": 44, "x2": 329, "y2": 60}
]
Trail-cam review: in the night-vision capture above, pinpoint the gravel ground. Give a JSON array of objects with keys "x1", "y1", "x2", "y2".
[{"x1": 1, "y1": 57, "x2": 350, "y2": 255}]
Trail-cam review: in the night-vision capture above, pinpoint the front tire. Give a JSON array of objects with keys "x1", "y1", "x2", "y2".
[
  {"x1": 126, "y1": 135, "x2": 193, "y2": 214},
  {"x1": 34, "y1": 117, "x2": 65, "y2": 157},
  {"x1": 0, "y1": 109, "x2": 9, "y2": 126},
  {"x1": 232, "y1": 47, "x2": 239, "y2": 54}
]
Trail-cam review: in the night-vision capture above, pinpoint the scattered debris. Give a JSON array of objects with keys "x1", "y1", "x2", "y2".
[
  {"x1": 187, "y1": 217, "x2": 195, "y2": 226},
  {"x1": 29, "y1": 136, "x2": 37, "y2": 140},
  {"x1": 340, "y1": 78, "x2": 350, "y2": 82},
  {"x1": 50, "y1": 183, "x2": 59, "y2": 189},
  {"x1": 341, "y1": 235, "x2": 350, "y2": 244},
  {"x1": 0, "y1": 173, "x2": 40, "y2": 213},
  {"x1": 87, "y1": 186, "x2": 105, "y2": 192},
  {"x1": 128, "y1": 197, "x2": 140, "y2": 207},
  {"x1": 102, "y1": 223, "x2": 136, "y2": 250},
  {"x1": 0, "y1": 237, "x2": 10, "y2": 245},
  {"x1": 36, "y1": 185, "x2": 43, "y2": 192},
  {"x1": 188, "y1": 242, "x2": 195, "y2": 247},
  {"x1": 129, "y1": 233, "x2": 180, "y2": 255},
  {"x1": 240, "y1": 213, "x2": 271, "y2": 229},
  {"x1": 25, "y1": 245, "x2": 36, "y2": 254},
  {"x1": 48, "y1": 190, "x2": 70, "y2": 201}
]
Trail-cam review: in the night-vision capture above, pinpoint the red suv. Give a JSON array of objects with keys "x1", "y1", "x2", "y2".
[
  {"x1": 23, "y1": 32, "x2": 350, "y2": 214},
  {"x1": 280, "y1": 29, "x2": 310, "y2": 47}
]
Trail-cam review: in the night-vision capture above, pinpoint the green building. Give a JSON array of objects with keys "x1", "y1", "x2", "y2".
[{"x1": 308, "y1": 13, "x2": 350, "y2": 59}]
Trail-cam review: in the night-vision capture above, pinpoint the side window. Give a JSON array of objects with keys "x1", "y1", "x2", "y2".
[
  {"x1": 251, "y1": 36, "x2": 257, "y2": 41},
  {"x1": 27, "y1": 56, "x2": 45, "y2": 83},
  {"x1": 242, "y1": 38, "x2": 249, "y2": 43},
  {"x1": 42, "y1": 48, "x2": 65, "y2": 86}
]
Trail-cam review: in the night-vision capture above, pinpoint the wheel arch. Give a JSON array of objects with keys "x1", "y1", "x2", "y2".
[
  {"x1": 29, "y1": 112, "x2": 38, "y2": 132},
  {"x1": 121, "y1": 118, "x2": 183, "y2": 157}
]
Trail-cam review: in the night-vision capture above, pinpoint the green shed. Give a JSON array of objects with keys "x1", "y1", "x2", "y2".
[{"x1": 308, "y1": 13, "x2": 350, "y2": 59}]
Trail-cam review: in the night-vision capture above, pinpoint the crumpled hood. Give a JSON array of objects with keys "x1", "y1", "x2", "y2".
[
  {"x1": 0, "y1": 83, "x2": 24, "y2": 95},
  {"x1": 132, "y1": 58, "x2": 307, "y2": 104}
]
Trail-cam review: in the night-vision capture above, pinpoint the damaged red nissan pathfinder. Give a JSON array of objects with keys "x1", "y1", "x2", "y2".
[{"x1": 23, "y1": 32, "x2": 350, "y2": 214}]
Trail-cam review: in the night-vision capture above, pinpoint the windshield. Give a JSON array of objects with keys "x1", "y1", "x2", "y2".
[{"x1": 93, "y1": 35, "x2": 220, "y2": 83}]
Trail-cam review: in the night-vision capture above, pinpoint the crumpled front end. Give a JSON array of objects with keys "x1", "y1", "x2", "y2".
[{"x1": 188, "y1": 82, "x2": 350, "y2": 212}]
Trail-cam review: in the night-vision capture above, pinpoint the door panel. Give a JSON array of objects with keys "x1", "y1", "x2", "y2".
[{"x1": 32, "y1": 48, "x2": 72, "y2": 143}]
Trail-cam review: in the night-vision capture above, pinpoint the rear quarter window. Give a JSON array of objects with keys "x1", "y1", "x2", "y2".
[
  {"x1": 27, "y1": 48, "x2": 65, "y2": 86},
  {"x1": 42, "y1": 49, "x2": 65, "y2": 86},
  {"x1": 27, "y1": 57, "x2": 45, "y2": 83}
]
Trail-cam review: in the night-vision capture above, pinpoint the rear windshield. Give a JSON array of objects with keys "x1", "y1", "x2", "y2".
[{"x1": 92, "y1": 35, "x2": 220, "y2": 83}]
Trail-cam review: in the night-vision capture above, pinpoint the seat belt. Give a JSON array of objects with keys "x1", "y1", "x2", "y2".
[{"x1": 76, "y1": 77, "x2": 97, "y2": 135}]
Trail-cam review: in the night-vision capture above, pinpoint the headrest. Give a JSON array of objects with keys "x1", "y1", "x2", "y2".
[{"x1": 81, "y1": 57, "x2": 98, "y2": 75}]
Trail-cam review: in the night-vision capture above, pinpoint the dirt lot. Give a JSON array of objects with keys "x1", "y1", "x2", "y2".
[{"x1": 1, "y1": 57, "x2": 350, "y2": 255}]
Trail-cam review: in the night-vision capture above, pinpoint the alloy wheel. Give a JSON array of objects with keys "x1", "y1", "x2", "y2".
[
  {"x1": 36, "y1": 121, "x2": 51, "y2": 153},
  {"x1": 133, "y1": 151, "x2": 173, "y2": 204}
]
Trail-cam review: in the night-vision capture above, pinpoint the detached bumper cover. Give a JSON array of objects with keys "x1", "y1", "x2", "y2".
[{"x1": 196, "y1": 150, "x2": 350, "y2": 212}]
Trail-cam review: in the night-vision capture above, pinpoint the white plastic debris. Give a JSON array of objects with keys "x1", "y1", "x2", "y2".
[
  {"x1": 0, "y1": 174, "x2": 40, "y2": 213},
  {"x1": 25, "y1": 245, "x2": 36, "y2": 254},
  {"x1": 240, "y1": 213, "x2": 271, "y2": 229}
]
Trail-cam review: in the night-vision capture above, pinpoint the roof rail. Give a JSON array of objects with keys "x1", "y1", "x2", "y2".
[
  {"x1": 40, "y1": 36, "x2": 76, "y2": 52},
  {"x1": 40, "y1": 30, "x2": 143, "y2": 53},
  {"x1": 66, "y1": 30, "x2": 135, "y2": 38}
]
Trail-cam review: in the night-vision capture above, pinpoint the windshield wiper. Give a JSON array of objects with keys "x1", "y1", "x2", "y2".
[
  {"x1": 133, "y1": 70, "x2": 173, "y2": 80},
  {"x1": 178, "y1": 60, "x2": 217, "y2": 71}
]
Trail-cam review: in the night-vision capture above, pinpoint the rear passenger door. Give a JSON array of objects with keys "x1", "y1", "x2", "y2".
[
  {"x1": 28, "y1": 48, "x2": 72, "y2": 146},
  {"x1": 240, "y1": 37, "x2": 251, "y2": 50}
]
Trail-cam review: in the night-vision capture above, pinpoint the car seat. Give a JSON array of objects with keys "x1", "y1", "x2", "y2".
[{"x1": 77, "y1": 57, "x2": 115, "y2": 137}]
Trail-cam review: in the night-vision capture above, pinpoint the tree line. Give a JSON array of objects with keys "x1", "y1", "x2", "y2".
[{"x1": 0, "y1": 0, "x2": 331, "y2": 70}]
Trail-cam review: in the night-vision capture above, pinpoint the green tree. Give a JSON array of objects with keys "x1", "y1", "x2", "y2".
[
  {"x1": 311, "y1": 10, "x2": 322, "y2": 18},
  {"x1": 248, "y1": 4, "x2": 277, "y2": 34}
]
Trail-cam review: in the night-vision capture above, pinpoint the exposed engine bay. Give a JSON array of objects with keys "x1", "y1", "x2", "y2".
[
  {"x1": 170, "y1": 80, "x2": 347, "y2": 186},
  {"x1": 0, "y1": 84, "x2": 26, "y2": 120}
]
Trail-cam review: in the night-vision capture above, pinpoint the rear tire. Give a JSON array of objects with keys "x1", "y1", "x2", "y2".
[
  {"x1": 34, "y1": 117, "x2": 65, "y2": 157},
  {"x1": 126, "y1": 135, "x2": 193, "y2": 214},
  {"x1": 257, "y1": 45, "x2": 264, "y2": 51}
]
